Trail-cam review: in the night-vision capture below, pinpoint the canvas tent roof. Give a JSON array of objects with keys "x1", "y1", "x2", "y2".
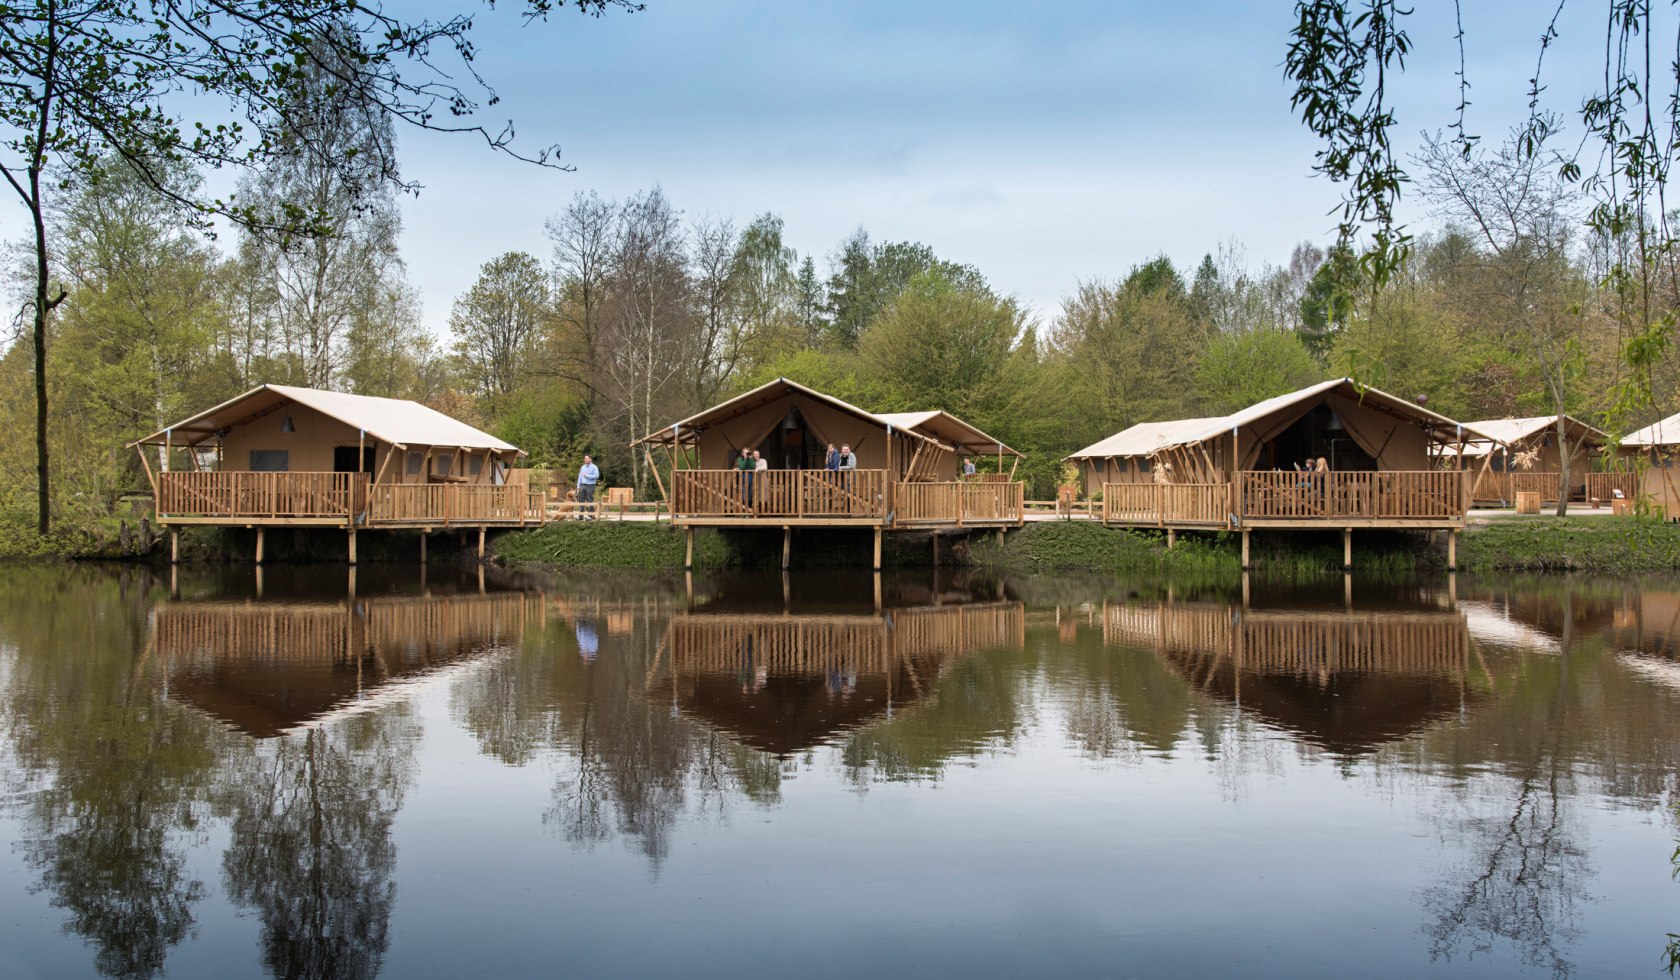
[
  {"x1": 1623, "y1": 411, "x2": 1680, "y2": 447},
  {"x1": 1460, "y1": 415, "x2": 1609, "y2": 456},
  {"x1": 130, "y1": 384, "x2": 521, "y2": 453},
  {"x1": 1064, "y1": 379, "x2": 1492, "y2": 460},
  {"x1": 633, "y1": 378, "x2": 966, "y2": 453},
  {"x1": 874, "y1": 411, "x2": 1022, "y2": 456}
]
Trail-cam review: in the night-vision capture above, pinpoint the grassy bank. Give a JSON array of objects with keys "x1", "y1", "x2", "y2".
[
  {"x1": 0, "y1": 512, "x2": 155, "y2": 560},
  {"x1": 492, "y1": 520, "x2": 738, "y2": 569},
  {"x1": 966, "y1": 521, "x2": 1426, "y2": 576},
  {"x1": 1457, "y1": 516, "x2": 1680, "y2": 573}
]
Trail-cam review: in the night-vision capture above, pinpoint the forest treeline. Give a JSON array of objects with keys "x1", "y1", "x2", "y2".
[{"x1": 1, "y1": 125, "x2": 1672, "y2": 524}]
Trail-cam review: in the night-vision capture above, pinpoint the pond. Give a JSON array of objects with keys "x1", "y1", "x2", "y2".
[{"x1": 1, "y1": 562, "x2": 1676, "y2": 979}]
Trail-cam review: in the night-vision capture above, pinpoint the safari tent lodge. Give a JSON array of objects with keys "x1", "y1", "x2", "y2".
[
  {"x1": 633, "y1": 379, "x2": 1026, "y2": 558},
  {"x1": 1063, "y1": 379, "x2": 1489, "y2": 562},
  {"x1": 1462, "y1": 415, "x2": 1629, "y2": 505},
  {"x1": 132, "y1": 384, "x2": 545, "y2": 560}
]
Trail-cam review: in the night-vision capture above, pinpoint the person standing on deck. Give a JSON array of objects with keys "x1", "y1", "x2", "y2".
[
  {"x1": 576, "y1": 454, "x2": 600, "y2": 519},
  {"x1": 737, "y1": 447, "x2": 755, "y2": 509},
  {"x1": 962, "y1": 456, "x2": 977, "y2": 478},
  {"x1": 825, "y1": 443, "x2": 840, "y2": 471}
]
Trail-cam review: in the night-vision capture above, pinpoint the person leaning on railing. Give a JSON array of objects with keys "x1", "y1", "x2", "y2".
[{"x1": 736, "y1": 447, "x2": 755, "y2": 510}]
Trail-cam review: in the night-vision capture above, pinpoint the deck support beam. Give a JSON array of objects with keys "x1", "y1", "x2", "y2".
[
  {"x1": 348, "y1": 529, "x2": 358, "y2": 566},
  {"x1": 781, "y1": 526, "x2": 790, "y2": 570},
  {"x1": 1166, "y1": 528, "x2": 1176, "y2": 549},
  {"x1": 1447, "y1": 529, "x2": 1458, "y2": 572},
  {"x1": 420, "y1": 532, "x2": 427, "y2": 564},
  {"x1": 872, "y1": 528, "x2": 883, "y2": 570},
  {"x1": 169, "y1": 528, "x2": 179, "y2": 565},
  {"x1": 1240, "y1": 529, "x2": 1250, "y2": 570},
  {"x1": 255, "y1": 527, "x2": 265, "y2": 565},
  {"x1": 1342, "y1": 527, "x2": 1352, "y2": 570},
  {"x1": 685, "y1": 527, "x2": 695, "y2": 569},
  {"x1": 477, "y1": 526, "x2": 486, "y2": 560}
]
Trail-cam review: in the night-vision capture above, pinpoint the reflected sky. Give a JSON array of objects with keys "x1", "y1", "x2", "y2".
[{"x1": 1, "y1": 564, "x2": 1677, "y2": 979}]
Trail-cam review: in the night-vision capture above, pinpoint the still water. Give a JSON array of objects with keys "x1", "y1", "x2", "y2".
[{"x1": 1, "y1": 563, "x2": 1676, "y2": 979}]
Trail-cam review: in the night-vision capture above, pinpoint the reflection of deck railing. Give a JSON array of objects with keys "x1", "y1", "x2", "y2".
[
  {"x1": 1102, "y1": 483, "x2": 1227, "y2": 525},
  {"x1": 1103, "y1": 602, "x2": 1470, "y2": 675},
  {"x1": 895, "y1": 481, "x2": 1025, "y2": 524},
  {"x1": 157, "y1": 472, "x2": 543, "y2": 525},
  {"x1": 665, "y1": 603, "x2": 1026, "y2": 674},
  {"x1": 671, "y1": 469, "x2": 888, "y2": 519},
  {"x1": 1238, "y1": 471, "x2": 1466, "y2": 521}
]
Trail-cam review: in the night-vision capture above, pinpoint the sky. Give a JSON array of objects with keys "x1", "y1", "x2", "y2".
[{"x1": 31, "y1": 1, "x2": 1635, "y2": 338}]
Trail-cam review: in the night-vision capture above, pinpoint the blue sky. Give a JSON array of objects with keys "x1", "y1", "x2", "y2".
[{"x1": 78, "y1": 2, "x2": 1645, "y2": 336}]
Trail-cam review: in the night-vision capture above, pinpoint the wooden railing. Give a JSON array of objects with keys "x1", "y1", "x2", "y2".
[
  {"x1": 366, "y1": 484, "x2": 545, "y2": 524},
  {"x1": 1586, "y1": 472, "x2": 1638, "y2": 503},
  {"x1": 1102, "y1": 483, "x2": 1228, "y2": 526},
  {"x1": 158, "y1": 471, "x2": 363, "y2": 520},
  {"x1": 894, "y1": 481, "x2": 1024, "y2": 524},
  {"x1": 1471, "y1": 471, "x2": 1575, "y2": 503},
  {"x1": 158, "y1": 472, "x2": 543, "y2": 525},
  {"x1": 1239, "y1": 470, "x2": 1466, "y2": 521},
  {"x1": 670, "y1": 469, "x2": 888, "y2": 519}
]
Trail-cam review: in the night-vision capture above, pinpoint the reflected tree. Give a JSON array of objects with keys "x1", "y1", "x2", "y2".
[
  {"x1": 217, "y1": 709, "x2": 418, "y2": 980},
  {"x1": 1, "y1": 566, "x2": 224, "y2": 979}
]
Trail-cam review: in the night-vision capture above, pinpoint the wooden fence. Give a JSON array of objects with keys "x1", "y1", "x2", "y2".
[
  {"x1": 670, "y1": 469, "x2": 888, "y2": 519},
  {"x1": 159, "y1": 471, "x2": 362, "y2": 520},
  {"x1": 1586, "y1": 472, "x2": 1639, "y2": 503},
  {"x1": 1238, "y1": 470, "x2": 1466, "y2": 521},
  {"x1": 894, "y1": 481, "x2": 1025, "y2": 524},
  {"x1": 158, "y1": 472, "x2": 543, "y2": 525},
  {"x1": 1102, "y1": 483, "x2": 1228, "y2": 526}
]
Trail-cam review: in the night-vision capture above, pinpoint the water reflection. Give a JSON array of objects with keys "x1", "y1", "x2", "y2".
[
  {"x1": 1102, "y1": 597, "x2": 1474, "y2": 754},
  {"x1": 4, "y1": 565, "x2": 1680, "y2": 978}
]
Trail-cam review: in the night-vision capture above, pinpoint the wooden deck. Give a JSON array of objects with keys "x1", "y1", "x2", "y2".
[
  {"x1": 156, "y1": 471, "x2": 546, "y2": 528},
  {"x1": 1103, "y1": 471, "x2": 1472, "y2": 531},
  {"x1": 667, "y1": 469, "x2": 1025, "y2": 528}
]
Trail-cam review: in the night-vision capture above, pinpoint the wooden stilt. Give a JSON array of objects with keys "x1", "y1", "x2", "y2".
[
  {"x1": 169, "y1": 528, "x2": 179, "y2": 565},
  {"x1": 1240, "y1": 529, "x2": 1250, "y2": 570},
  {"x1": 932, "y1": 532, "x2": 940, "y2": 565},
  {"x1": 781, "y1": 526, "x2": 791, "y2": 570},
  {"x1": 872, "y1": 528, "x2": 883, "y2": 570},
  {"x1": 685, "y1": 527, "x2": 695, "y2": 569},
  {"x1": 1344, "y1": 571, "x2": 1353, "y2": 610},
  {"x1": 1166, "y1": 528, "x2": 1176, "y2": 549},
  {"x1": 254, "y1": 564, "x2": 264, "y2": 598},
  {"x1": 255, "y1": 527, "x2": 265, "y2": 565},
  {"x1": 477, "y1": 526, "x2": 486, "y2": 560},
  {"x1": 1448, "y1": 570, "x2": 1458, "y2": 605},
  {"x1": 1447, "y1": 529, "x2": 1458, "y2": 571},
  {"x1": 419, "y1": 532, "x2": 427, "y2": 564},
  {"x1": 169, "y1": 564, "x2": 179, "y2": 600},
  {"x1": 1241, "y1": 571, "x2": 1250, "y2": 608},
  {"x1": 348, "y1": 529, "x2": 358, "y2": 566},
  {"x1": 1342, "y1": 527, "x2": 1352, "y2": 570}
]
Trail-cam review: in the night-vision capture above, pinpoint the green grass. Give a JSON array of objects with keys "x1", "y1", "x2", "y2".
[
  {"x1": 0, "y1": 511, "x2": 153, "y2": 560},
  {"x1": 1458, "y1": 516, "x2": 1680, "y2": 573},
  {"x1": 491, "y1": 520, "x2": 737, "y2": 569}
]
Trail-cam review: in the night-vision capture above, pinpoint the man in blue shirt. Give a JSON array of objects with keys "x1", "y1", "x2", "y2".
[{"x1": 576, "y1": 453, "x2": 600, "y2": 519}]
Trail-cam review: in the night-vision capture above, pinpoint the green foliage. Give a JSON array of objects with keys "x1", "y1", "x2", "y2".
[
  {"x1": 492, "y1": 521, "x2": 736, "y2": 569},
  {"x1": 1457, "y1": 517, "x2": 1680, "y2": 573},
  {"x1": 1196, "y1": 328, "x2": 1323, "y2": 415}
]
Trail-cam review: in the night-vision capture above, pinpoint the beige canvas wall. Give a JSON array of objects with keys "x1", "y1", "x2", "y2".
[
  {"x1": 693, "y1": 392, "x2": 898, "y2": 471},
  {"x1": 216, "y1": 403, "x2": 513, "y2": 484}
]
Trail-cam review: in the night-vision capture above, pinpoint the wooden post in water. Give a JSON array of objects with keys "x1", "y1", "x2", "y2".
[
  {"x1": 347, "y1": 529, "x2": 358, "y2": 566},
  {"x1": 932, "y1": 532, "x2": 940, "y2": 565},
  {"x1": 1447, "y1": 529, "x2": 1458, "y2": 571},
  {"x1": 685, "y1": 527, "x2": 695, "y2": 569},
  {"x1": 477, "y1": 526, "x2": 486, "y2": 560},
  {"x1": 1240, "y1": 528, "x2": 1250, "y2": 570},
  {"x1": 169, "y1": 528, "x2": 179, "y2": 565},
  {"x1": 1342, "y1": 528, "x2": 1352, "y2": 570},
  {"x1": 872, "y1": 528, "x2": 883, "y2": 570},
  {"x1": 1166, "y1": 528, "x2": 1176, "y2": 549},
  {"x1": 781, "y1": 526, "x2": 791, "y2": 570},
  {"x1": 419, "y1": 532, "x2": 427, "y2": 564},
  {"x1": 255, "y1": 527, "x2": 265, "y2": 565}
]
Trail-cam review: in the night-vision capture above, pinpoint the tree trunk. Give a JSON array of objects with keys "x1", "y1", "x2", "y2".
[{"x1": 29, "y1": 170, "x2": 52, "y2": 535}]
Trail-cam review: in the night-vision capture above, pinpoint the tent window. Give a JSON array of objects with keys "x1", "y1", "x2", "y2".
[
  {"x1": 406, "y1": 452, "x2": 424, "y2": 475},
  {"x1": 435, "y1": 453, "x2": 454, "y2": 477},
  {"x1": 1092, "y1": 458, "x2": 1105, "y2": 474},
  {"x1": 1138, "y1": 457, "x2": 1151, "y2": 473},
  {"x1": 468, "y1": 455, "x2": 484, "y2": 476},
  {"x1": 1117, "y1": 458, "x2": 1129, "y2": 473},
  {"x1": 249, "y1": 450, "x2": 288, "y2": 472}
]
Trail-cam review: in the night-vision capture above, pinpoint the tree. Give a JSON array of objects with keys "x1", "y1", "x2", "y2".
[
  {"x1": 450, "y1": 252, "x2": 552, "y2": 401},
  {"x1": 547, "y1": 190, "x2": 619, "y2": 411},
  {"x1": 1196, "y1": 327, "x2": 1323, "y2": 415},
  {"x1": 823, "y1": 230, "x2": 983, "y2": 350},
  {"x1": 0, "y1": 0, "x2": 636, "y2": 534}
]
